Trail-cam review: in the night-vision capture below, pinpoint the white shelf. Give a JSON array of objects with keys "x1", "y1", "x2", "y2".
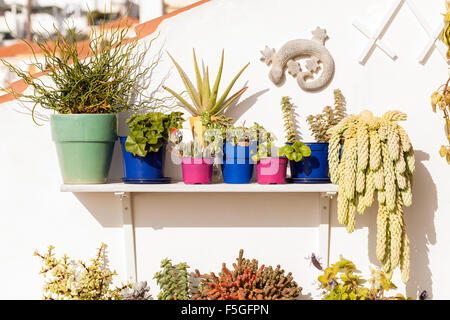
[
  {"x1": 60, "y1": 182, "x2": 339, "y2": 193},
  {"x1": 61, "y1": 181, "x2": 338, "y2": 282}
]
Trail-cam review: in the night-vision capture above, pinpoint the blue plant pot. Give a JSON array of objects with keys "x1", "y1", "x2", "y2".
[
  {"x1": 120, "y1": 136, "x2": 165, "y2": 180},
  {"x1": 221, "y1": 142, "x2": 256, "y2": 184},
  {"x1": 289, "y1": 142, "x2": 330, "y2": 183}
]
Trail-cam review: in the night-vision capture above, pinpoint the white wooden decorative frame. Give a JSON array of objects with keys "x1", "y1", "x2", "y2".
[{"x1": 354, "y1": 0, "x2": 448, "y2": 65}]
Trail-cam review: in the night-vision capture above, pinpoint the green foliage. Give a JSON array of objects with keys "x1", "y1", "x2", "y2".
[
  {"x1": 170, "y1": 129, "x2": 219, "y2": 159},
  {"x1": 163, "y1": 49, "x2": 249, "y2": 117},
  {"x1": 281, "y1": 96, "x2": 298, "y2": 143},
  {"x1": 278, "y1": 141, "x2": 311, "y2": 162},
  {"x1": 154, "y1": 258, "x2": 190, "y2": 300},
  {"x1": 125, "y1": 112, "x2": 184, "y2": 157},
  {"x1": 318, "y1": 256, "x2": 410, "y2": 300},
  {"x1": 307, "y1": 89, "x2": 347, "y2": 143},
  {"x1": 34, "y1": 243, "x2": 131, "y2": 300},
  {"x1": 0, "y1": 22, "x2": 161, "y2": 124}
]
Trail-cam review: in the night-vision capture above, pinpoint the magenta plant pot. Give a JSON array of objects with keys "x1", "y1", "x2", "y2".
[
  {"x1": 256, "y1": 157, "x2": 288, "y2": 184},
  {"x1": 181, "y1": 158, "x2": 214, "y2": 184}
]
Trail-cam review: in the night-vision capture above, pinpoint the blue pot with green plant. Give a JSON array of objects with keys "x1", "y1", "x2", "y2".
[
  {"x1": 221, "y1": 125, "x2": 257, "y2": 184},
  {"x1": 300, "y1": 89, "x2": 347, "y2": 183},
  {"x1": 121, "y1": 112, "x2": 184, "y2": 183}
]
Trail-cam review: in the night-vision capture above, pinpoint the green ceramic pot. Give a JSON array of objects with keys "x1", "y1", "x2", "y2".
[{"x1": 51, "y1": 114, "x2": 117, "y2": 184}]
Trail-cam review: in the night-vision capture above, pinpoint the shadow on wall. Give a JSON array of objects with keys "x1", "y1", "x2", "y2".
[
  {"x1": 73, "y1": 192, "x2": 322, "y2": 229},
  {"x1": 366, "y1": 150, "x2": 437, "y2": 299}
]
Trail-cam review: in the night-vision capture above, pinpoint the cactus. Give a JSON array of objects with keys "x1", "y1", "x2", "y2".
[
  {"x1": 281, "y1": 96, "x2": 298, "y2": 143},
  {"x1": 191, "y1": 249, "x2": 302, "y2": 300},
  {"x1": 121, "y1": 281, "x2": 153, "y2": 300},
  {"x1": 307, "y1": 89, "x2": 347, "y2": 143},
  {"x1": 153, "y1": 259, "x2": 190, "y2": 300},
  {"x1": 327, "y1": 110, "x2": 414, "y2": 283}
]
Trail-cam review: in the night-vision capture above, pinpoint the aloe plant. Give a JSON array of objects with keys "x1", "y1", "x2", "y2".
[{"x1": 163, "y1": 49, "x2": 249, "y2": 117}]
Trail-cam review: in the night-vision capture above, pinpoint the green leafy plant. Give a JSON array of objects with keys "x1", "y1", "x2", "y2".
[
  {"x1": 191, "y1": 249, "x2": 302, "y2": 300},
  {"x1": 34, "y1": 243, "x2": 131, "y2": 300},
  {"x1": 0, "y1": 21, "x2": 160, "y2": 124},
  {"x1": 125, "y1": 112, "x2": 184, "y2": 157},
  {"x1": 163, "y1": 49, "x2": 249, "y2": 117},
  {"x1": 318, "y1": 256, "x2": 410, "y2": 300},
  {"x1": 430, "y1": 2, "x2": 450, "y2": 164},
  {"x1": 154, "y1": 258, "x2": 190, "y2": 300},
  {"x1": 307, "y1": 89, "x2": 347, "y2": 143},
  {"x1": 278, "y1": 142, "x2": 311, "y2": 162}
]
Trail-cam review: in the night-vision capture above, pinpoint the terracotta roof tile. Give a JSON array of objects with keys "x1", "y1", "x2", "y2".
[{"x1": 0, "y1": 0, "x2": 211, "y2": 104}]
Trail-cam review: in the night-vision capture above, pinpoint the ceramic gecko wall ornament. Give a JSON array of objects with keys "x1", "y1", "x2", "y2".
[{"x1": 260, "y1": 27, "x2": 335, "y2": 92}]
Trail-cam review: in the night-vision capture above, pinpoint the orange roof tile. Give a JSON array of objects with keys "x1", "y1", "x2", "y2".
[
  {"x1": 0, "y1": 0, "x2": 211, "y2": 104},
  {"x1": 99, "y1": 16, "x2": 140, "y2": 30}
]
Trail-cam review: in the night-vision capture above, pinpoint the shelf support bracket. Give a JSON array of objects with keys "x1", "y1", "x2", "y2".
[
  {"x1": 318, "y1": 192, "x2": 336, "y2": 268},
  {"x1": 115, "y1": 192, "x2": 137, "y2": 283}
]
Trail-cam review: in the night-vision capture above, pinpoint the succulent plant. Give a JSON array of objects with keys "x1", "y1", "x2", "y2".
[
  {"x1": 154, "y1": 259, "x2": 190, "y2": 300},
  {"x1": 307, "y1": 89, "x2": 347, "y2": 143},
  {"x1": 163, "y1": 49, "x2": 249, "y2": 118},
  {"x1": 34, "y1": 243, "x2": 131, "y2": 300},
  {"x1": 191, "y1": 249, "x2": 302, "y2": 300},
  {"x1": 281, "y1": 96, "x2": 298, "y2": 144},
  {"x1": 441, "y1": 1, "x2": 450, "y2": 59},
  {"x1": 328, "y1": 110, "x2": 414, "y2": 283},
  {"x1": 121, "y1": 281, "x2": 153, "y2": 300},
  {"x1": 318, "y1": 256, "x2": 410, "y2": 300}
]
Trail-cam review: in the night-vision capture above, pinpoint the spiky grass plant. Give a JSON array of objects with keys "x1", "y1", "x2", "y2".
[
  {"x1": 0, "y1": 20, "x2": 162, "y2": 124},
  {"x1": 163, "y1": 49, "x2": 249, "y2": 118}
]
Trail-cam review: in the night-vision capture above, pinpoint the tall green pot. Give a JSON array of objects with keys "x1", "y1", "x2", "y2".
[{"x1": 51, "y1": 114, "x2": 117, "y2": 184}]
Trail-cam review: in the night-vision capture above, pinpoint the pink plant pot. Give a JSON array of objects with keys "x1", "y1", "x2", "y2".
[
  {"x1": 256, "y1": 157, "x2": 288, "y2": 184},
  {"x1": 181, "y1": 158, "x2": 214, "y2": 184}
]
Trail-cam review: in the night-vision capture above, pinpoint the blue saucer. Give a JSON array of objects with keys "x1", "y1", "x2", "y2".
[
  {"x1": 121, "y1": 177, "x2": 172, "y2": 184},
  {"x1": 287, "y1": 178, "x2": 331, "y2": 184}
]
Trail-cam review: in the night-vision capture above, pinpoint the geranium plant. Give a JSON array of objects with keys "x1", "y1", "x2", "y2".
[{"x1": 125, "y1": 112, "x2": 184, "y2": 157}]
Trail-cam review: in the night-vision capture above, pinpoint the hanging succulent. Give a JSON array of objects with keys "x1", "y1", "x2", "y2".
[
  {"x1": 327, "y1": 110, "x2": 414, "y2": 283},
  {"x1": 153, "y1": 258, "x2": 190, "y2": 300},
  {"x1": 191, "y1": 249, "x2": 302, "y2": 300}
]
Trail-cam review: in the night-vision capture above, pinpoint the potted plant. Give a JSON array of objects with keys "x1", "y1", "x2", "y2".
[
  {"x1": 0, "y1": 25, "x2": 158, "y2": 184},
  {"x1": 121, "y1": 112, "x2": 184, "y2": 184},
  {"x1": 277, "y1": 97, "x2": 312, "y2": 183},
  {"x1": 221, "y1": 124, "x2": 257, "y2": 184},
  {"x1": 163, "y1": 49, "x2": 249, "y2": 143},
  {"x1": 251, "y1": 124, "x2": 288, "y2": 184},
  {"x1": 301, "y1": 89, "x2": 347, "y2": 183},
  {"x1": 170, "y1": 130, "x2": 216, "y2": 184}
]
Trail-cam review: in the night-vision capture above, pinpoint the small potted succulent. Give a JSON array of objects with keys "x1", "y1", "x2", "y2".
[
  {"x1": 170, "y1": 130, "x2": 216, "y2": 184},
  {"x1": 303, "y1": 89, "x2": 347, "y2": 183},
  {"x1": 0, "y1": 25, "x2": 158, "y2": 184},
  {"x1": 277, "y1": 97, "x2": 312, "y2": 183},
  {"x1": 121, "y1": 112, "x2": 184, "y2": 184},
  {"x1": 163, "y1": 49, "x2": 249, "y2": 143},
  {"x1": 251, "y1": 124, "x2": 287, "y2": 184},
  {"x1": 222, "y1": 124, "x2": 258, "y2": 184}
]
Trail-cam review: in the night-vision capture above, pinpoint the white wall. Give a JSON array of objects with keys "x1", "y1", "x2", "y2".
[{"x1": 1, "y1": 0, "x2": 450, "y2": 299}]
